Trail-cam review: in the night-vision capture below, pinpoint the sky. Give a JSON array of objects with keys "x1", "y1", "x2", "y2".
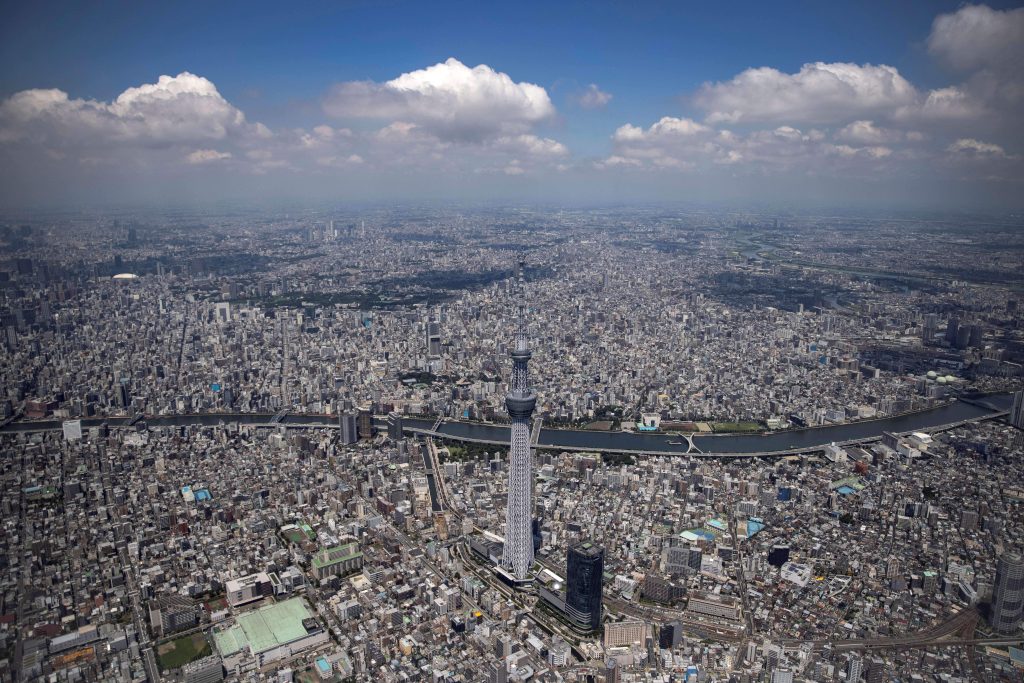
[{"x1": 0, "y1": 0, "x2": 1022, "y2": 210}]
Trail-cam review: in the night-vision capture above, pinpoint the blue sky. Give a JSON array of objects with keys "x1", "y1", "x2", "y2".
[{"x1": 0, "y1": 1, "x2": 1022, "y2": 208}]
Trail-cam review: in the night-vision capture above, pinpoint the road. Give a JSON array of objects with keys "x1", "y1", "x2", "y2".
[{"x1": 12, "y1": 448, "x2": 29, "y2": 681}]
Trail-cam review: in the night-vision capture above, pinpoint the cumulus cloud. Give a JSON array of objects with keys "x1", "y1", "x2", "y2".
[
  {"x1": 835, "y1": 120, "x2": 903, "y2": 144},
  {"x1": 613, "y1": 117, "x2": 710, "y2": 142},
  {"x1": 928, "y1": 4, "x2": 1024, "y2": 73},
  {"x1": 0, "y1": 73, "x2": 264, "y2": 147},
  {"x1": 695, "y1": 62, "x2": 918, "y2": 124},
  {"x1": 947, "y1": 138, "x2": 1008, "y2": 157},
  {"x1": 599, "y1": 115, "x2": 908, "y2": 175},
  {"x1": 924, "y1": 5, "x2": 1024, "y2": 125},
  {"x1": 186, "y1": 149, "x2": 232, "y2": 164},
  {"x1": 640, "y1": 12, "x2": 1020, "y2": 187},
  {"x1": 493, "y1": 134, "x2": 568, "y2": 157},
  {"x1": 323, "y1": 58, "x2": 555, "y2": 142},
  {"x1": 0, "y1": 65, "x2": 571, "y2": 181},
  {"x1": 908, "y1": 86, "x2": 987, "y2": 121},
  {"x1": 577, "y1": 84, "x2": 613, "y2": 109}
]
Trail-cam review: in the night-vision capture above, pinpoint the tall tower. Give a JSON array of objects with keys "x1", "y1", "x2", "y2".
[{"x1": 502, "y1": 263, "x2": 536, "y2": 581}]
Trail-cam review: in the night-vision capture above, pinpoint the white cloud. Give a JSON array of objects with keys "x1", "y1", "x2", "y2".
[
  {"x1": 323, "y1": 58, "x2": 555, "y2": 142},
  {"x1": 909, "y1": 86, "x2": 986, "y2": 121},
  {"x1": 695, "y1": 62, "x2": 918, "y2": 124},
  {"x1": 593, "y1": 155, "x2": 642, "y2": 169},
  {"x1": 600, "y1": 115, "x2": 908, "y2": 175},
  {"x1": 0, "y1": 72, "x2": 262, "y2": 146},
  {"x1": 835, "y1": 120, "x2": 902, "y2": 144},
  {"x1": 928, "y1": 4, "x2": 1024, "y2": 73},
  {"x1": 494, "y1": 134, "x2": 568, "y2": 157},
  {"x1": 186, "y1": 149, "x2": 232, "y2": 164},
  {"x1": 316, "y1": 153, "x2": 364, "y2": 167},
  {"x1": 578, "y1": 84, "x2": 613, "y2": 109},
  {"x1": 947, "y1": 138, "x2": 1007, "y2": 157},
  {"x1": 613, "y1": 117, "x2": 711, "y2": 142}
]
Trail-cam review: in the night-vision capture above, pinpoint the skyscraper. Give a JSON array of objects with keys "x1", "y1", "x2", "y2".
[
  {"x1": 502, "y1": 265, "x2": 536, "y2": 581},
  {"x1": 847, "y1": 654, "x2": 863, "y2": 682},
  {"x1": 425, "y1": 318, "x2": 441, "y2": 357},
  {"x1": 338, "y1": 413, "x2": 357, "y2": 445},
  {"x1": 1011, "y1": 390, "x2": 1024, "y2": 430},
  {"x1": 387, "y1": 411, "x2": 405, "y2": 441},
  {"x1": 990, "y1": 551, "x2": 1024, "y2": 633},
  {"x1": 658, "y1": 621, "x2": 682, "y2": 649},
  {"x1": 566, "y1": 540, "x2": 604, "y2": 631}
]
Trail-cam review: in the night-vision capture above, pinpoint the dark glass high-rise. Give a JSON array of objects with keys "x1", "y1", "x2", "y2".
[{"x1": 566, "y1": 541, "x2": 604, "y2": 631}]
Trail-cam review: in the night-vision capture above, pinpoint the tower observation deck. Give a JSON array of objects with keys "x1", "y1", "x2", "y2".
[{"x1": 502, "y1": 263, "x2": 537, "y2": 581}]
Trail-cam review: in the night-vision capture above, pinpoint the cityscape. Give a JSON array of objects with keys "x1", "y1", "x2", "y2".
[{"x1": 1, "y1": 2, "x2": 1023, "y2": 683}]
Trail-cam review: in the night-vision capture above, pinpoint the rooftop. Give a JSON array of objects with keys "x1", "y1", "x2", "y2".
[{"x1": 213, "y1": 598, "x2": 315, "y2": 656}]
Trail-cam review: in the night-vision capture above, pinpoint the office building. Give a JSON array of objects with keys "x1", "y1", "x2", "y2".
[
  {"x1": 658, "y1": 621, "x2": 682, "y2": 649},
  {"x1": 1011, "y1": 390, "x2": 1024, "y2": 430},
  {"x1": 225, "y1": 572, "x2": 274, "y2": 608},
  {"x1": 847, "y1": 654, "x2": 863, "y2": 682},
  {"x1": 687, "y1": 594, "x2": 741, "y2": 620},
  {"x1": 489, "y1": 661, "x2": 507, "y2": 683},
  {"x1": 603, "y1": 620, "x2": 647, "y2": 647},
  {"x1": 311, "y1": 543, "x2": 364, "y2": 582},
  {"x1": 566, "y1": 541, "x2": 604, "y2": 631},
  {"x1": 767, "y1": 544, "x2": 790, "y2": 567},
  {"x1": 357, "y1": 409, "x2": 373, "y2": 439},
  {"x1": 426, "y1": 319, "x2": 441, "y2": 357},
  {"x1": 338, "y1": 412, "x2": 358, "y2": 445},
  {"x1": 182, "y1": 655, "x2": 224, "y2": 683},
  {"x1": 990, "y1": 551, "x2": 1024, "y2": 633},
  {"x1": 604, "y1": 658, "x2": 620, "y2": 683},
  {"x1": 148, "y1": 595, "x2": 199, "y2": 637},
  {"x1": 387, "y1": 411, "x2": 404, "y2": 441}
]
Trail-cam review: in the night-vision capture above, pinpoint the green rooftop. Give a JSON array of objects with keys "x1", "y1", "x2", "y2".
[
  {"x1": 213, "y1": 598, "x2": 315, "y2": 656},
  {"x1": 829, "y1": 476, "x2": 866, "y2": 491},
  {"x1": 311, "y1": 543, "x2": 363, "y2": 570}
]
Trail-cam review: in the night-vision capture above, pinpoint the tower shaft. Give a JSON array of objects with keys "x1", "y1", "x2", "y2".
[{"x1": 503, "y1": 270, "x2": 536, "y2": 581}]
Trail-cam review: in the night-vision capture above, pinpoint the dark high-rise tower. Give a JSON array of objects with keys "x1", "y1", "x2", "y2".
[
  {"x1": 1011, "y1": 390, "x2": 1024, "y2": 430},
  {"x1": 502, "y1": 263, "x2": 537, "y2": 581},
  {"x1": 425, "y1": 317, "x2": 441, "y2": 357},
  {"x1": 566, "y1": 540, "x2": 604, "y2": 631},
  {"x1": 338, "y1": 412, "x2": 358, "y2": 445},
  {"x1": 990, "y1": 551, "x2": 1024, "y2": 633}
]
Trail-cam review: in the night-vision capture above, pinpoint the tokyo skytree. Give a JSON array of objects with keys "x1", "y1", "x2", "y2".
[{"x1": 502, "y1": 265, "x2": 536, "y2": 581}]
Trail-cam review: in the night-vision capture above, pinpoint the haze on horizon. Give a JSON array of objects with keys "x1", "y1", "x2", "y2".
[{"x1": 0, "y1": 1, "x2": 1022, "y2": 211}]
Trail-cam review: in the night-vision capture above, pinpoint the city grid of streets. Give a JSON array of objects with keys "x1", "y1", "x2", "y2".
[{"x1": 1, "y1": 207, "x2": 1023, "y2": 682}]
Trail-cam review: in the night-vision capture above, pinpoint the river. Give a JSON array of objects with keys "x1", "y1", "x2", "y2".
[{"x1": 1, "y1": 393, "x2": 1011, "y2": 456}]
